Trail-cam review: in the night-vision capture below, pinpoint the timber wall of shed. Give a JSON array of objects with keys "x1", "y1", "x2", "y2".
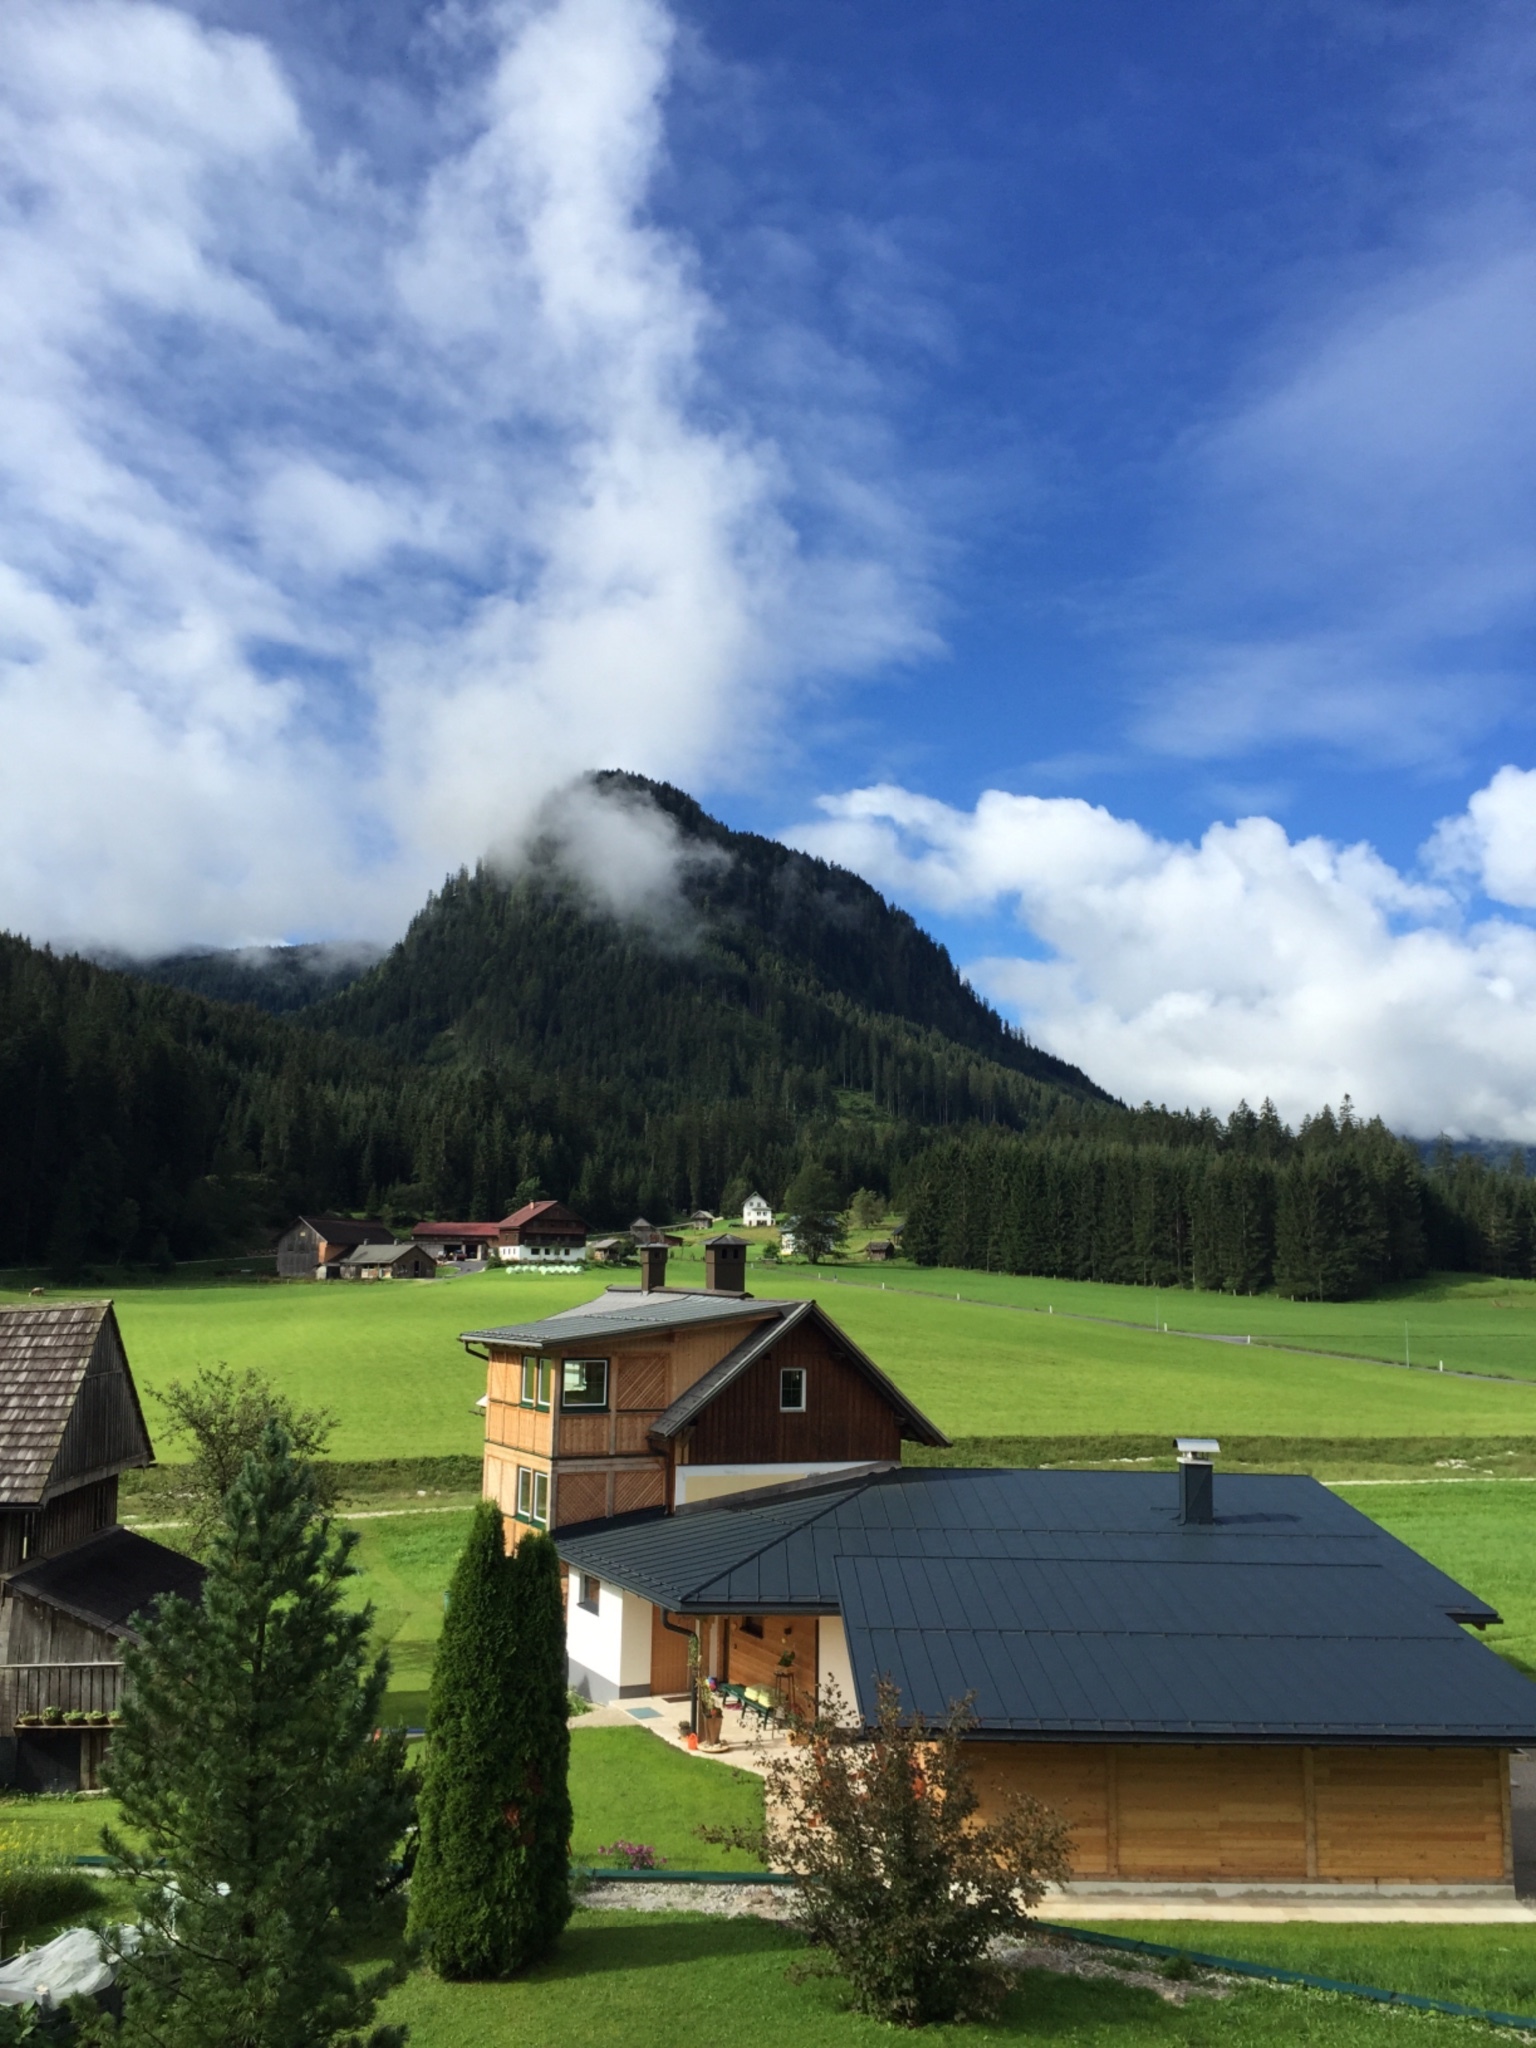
[{"x1": 969, "y1": 1742, "x2": 1511, "y2": 1885}]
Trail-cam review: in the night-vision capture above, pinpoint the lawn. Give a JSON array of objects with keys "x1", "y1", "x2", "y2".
[
  {"x1": 568, "y1": 1727, "x2": 765, "y2": 1870},
  {"x1": 12, "y1": 1264, "x2": 1536, "y2": 1463},
  {"x1": 379, "y1": 1908, "x2": 1528, "y2": 2047}
]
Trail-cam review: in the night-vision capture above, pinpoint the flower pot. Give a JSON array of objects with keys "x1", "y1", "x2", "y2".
[{"x1": 701, "y1": 1712, "x2": 723, "y2": 1745}]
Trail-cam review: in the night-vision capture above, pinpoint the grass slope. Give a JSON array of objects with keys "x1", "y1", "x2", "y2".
[{"x1": 11, "y1": 1266, "x2": 1536, "y2": 1462}]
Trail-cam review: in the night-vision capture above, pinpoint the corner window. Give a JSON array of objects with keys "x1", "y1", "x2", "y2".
[
  {"x1": 516, "y1": 1465, "x2": 533, "y2": 1518},
  {"x1": 538, "y1": 1361, "x2": 553, "y2": 1410},
  {"x1": 520, "y1": 1355, "x2": 539, "y2": 1406},
  {"x1": 578, "y1": 1574, "x2": 601, "y2": 1614},
  {"x1": 562, "y1": 1358, "x2": 609, "y2": 1410},
  {"x1": 779, "y1": 1366, "x2": 806, "y2": 1412}
]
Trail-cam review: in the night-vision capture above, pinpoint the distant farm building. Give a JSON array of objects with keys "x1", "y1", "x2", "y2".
[
  {"x1": 741, "y1": 1193, "x2": 773, "y2": 1227},
  {"x1": 337, "y1": 1242, "x2": 437, "y2": 1281},
  {"x1": 275, "y1": 1216, "x2": 397, "y2": 1280},
  {"x1": 410, "y1": 1222, "x2": 503, "y2": 1262},
  {"x1": 628, "y1": 1218, "x2": 683, "y2": 1248},
  {"x1": 863, "y1": 1239, "x2": 897, "y2": 1261},
  {"x1": 498, "y1": 1201, "x2": 588, "y2": 1267}
]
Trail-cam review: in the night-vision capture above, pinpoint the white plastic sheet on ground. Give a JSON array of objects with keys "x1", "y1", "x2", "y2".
[{"x1": 0, "y1": 1925, "x2": 137, "y2": 2008}]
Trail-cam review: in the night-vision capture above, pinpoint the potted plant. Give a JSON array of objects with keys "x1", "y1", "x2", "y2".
[
  {"x1": 41, "y1": 1705, "x2": 64, "y2": 1726},
  {"x1": 64, "y1": 1710, "x2": 88, "y2": 1727},
  {"x1": 87, "y1": 1710, "x2": 111, "y2": 1727},
  {"x1": 698, "y1": 1676, "x2": 724, "y2": 1746},
  {"x1": 16, "y1": 1712, "x2": 41, "y2": 1728}
]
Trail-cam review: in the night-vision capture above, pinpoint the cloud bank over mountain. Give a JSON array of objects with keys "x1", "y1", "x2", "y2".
[
  {"x1": 0, "y1": 0, "x2": 928, "y2": 953},
  {"x1": 792, "y1": 770, "x2": 1536, "y2": 1140}
]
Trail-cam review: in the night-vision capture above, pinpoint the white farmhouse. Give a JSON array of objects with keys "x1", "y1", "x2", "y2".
[{"x1": 741, "y1": 1192, "x2": 774, "y2": 1227}]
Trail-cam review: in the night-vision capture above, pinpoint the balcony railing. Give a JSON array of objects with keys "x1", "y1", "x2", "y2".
[{"x1": 0, "y1": 1662, "x2": 124, "y2": 1732}]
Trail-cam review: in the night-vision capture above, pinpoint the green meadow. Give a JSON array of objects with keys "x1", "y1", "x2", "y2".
[{"x1": 10, "y1": 1262, "x2": 1536, "y2": 1459}]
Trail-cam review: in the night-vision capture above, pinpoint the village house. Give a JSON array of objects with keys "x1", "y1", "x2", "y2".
[
  {"x1": 461, "y1": 1261, "x2": 1536, "y2": 1894},
  {"x1": 275, "y1": 1216, "x2": 397, "y2": 1280},
  {"x1": 741, "y1": 1193, "x2": 773, "y2": 1228},
  {"x1": 337, "y1": 1241, "x2": 438, "y2": 1281},
  {"x1": 497, "y1": 1201, "x2": 588, "y2": 1267},
  {"x1": 0, "y1": 1302, "x2": 204, "y2": 1792}
]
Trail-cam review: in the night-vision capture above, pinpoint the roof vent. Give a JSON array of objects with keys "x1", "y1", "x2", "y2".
[
  {"x1": 1175, "y1": 1437, "x2": 1220, "y2": 1526},
  {"x1": 639, "y1": 1243, "x2": 668, "y2": 1294}
]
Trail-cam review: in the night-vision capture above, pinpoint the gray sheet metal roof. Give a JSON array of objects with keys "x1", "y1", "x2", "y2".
[
  {"x1": 0, "y1": 1302, "x2": 152, "y2": 1507},
  {"x1": 6, "y1": 1528, "x2": 206, "y2": 1640},
  {"x1": 461, "y1": 1292, "x2": 781, "y2": 1349},
  {"x1": 555, "y1": 1465, "x2": 1536, "y2": 1743}
]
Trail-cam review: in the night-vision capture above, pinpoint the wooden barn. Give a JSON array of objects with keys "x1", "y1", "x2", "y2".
[
  {"x1": 0, "y1": 1302, "x2": 204, "y2": 1791},
  {"x1": 556, "y1": 1460, "x2": 1536, "y2": 1893},
  {"x1": 275, "y1": 1216, "x2": 397, "y2": 1280},
  {"x1": 337, "y1": 1242, "x2": 437, "y2": 1281}
]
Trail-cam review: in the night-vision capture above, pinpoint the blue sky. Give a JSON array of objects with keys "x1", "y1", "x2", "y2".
[{"x1": 4, "y1": 0, "x2": 1536, "y2": 1133}]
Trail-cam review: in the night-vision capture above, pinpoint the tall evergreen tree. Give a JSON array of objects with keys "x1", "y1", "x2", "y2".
[
  {"x1": 103, "y1": 1423, "x2": 413, "y2": 2048},
  {"x1": 409, "y1": 1509, "x2": 572, "y2": 1978}
]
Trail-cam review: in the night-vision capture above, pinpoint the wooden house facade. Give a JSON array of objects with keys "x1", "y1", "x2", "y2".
[
  {"x1": 496, "y1": 1201, "x2": 588, "y2": 1266},
  {"x1": 0, "y1": 1302, "x2": 204, "y2": 1790}
]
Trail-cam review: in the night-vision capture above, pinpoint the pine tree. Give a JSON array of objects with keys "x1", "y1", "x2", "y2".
[
  {"x1": 103, "y1": 1423, "x2": 413, "y2": 2048},
  {"x1": 408, "y1": 1508, "x2": 572, "y2": 1977}
]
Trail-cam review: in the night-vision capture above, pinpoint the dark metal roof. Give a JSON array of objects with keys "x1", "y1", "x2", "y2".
[
  {"x1": 460, "y1": 1293, "x2": 783, "y2": 1349},
  {"x1": 6, "y1": 1528, "x2": 205, "y2": 1641},
  {"x1": 555, "y1": 1465, "x2": 1536, "y2": 1743},
  {"x1": 0, "y1": 1303, "x2": 153, "y2": 1506}
]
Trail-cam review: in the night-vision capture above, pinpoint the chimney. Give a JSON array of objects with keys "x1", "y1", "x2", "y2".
[
  {"x1": 1175, "y1": 1437, "x2": 1220, "y2": 1525},
  {"x1": 703, "y1": 1234, "x2": 747, "y2": 1295},
  {"x1": 639, "y1": 1243, "x2": 668, "y2": 1293}
]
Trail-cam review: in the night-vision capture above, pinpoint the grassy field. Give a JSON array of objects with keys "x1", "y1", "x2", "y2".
[
  {"x1": 378, "y1": 1908, "x2": 1536, "y2": 2047},
  {"x1": 10, "y1": 1264, "x2": 1536, "y2": 1460}
]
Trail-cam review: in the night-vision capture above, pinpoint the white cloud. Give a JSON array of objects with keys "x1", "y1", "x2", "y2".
[
  {"x1": 0, "y1": 0, "x2": 930, "y2": 953},
  {"x1": 791, "y1": 774, "x2": 1536, "y2": 1140},
  {"x1": 1426, "y1": 765, "x2": 1536, "y2": 911}
]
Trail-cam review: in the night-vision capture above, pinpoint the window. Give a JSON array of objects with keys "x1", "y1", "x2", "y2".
[
  {"x1": 515, "y1": 1466, "x2": 550, "y2": 1528},
  {"x1": 779, "y1": 1366, "x2": 806, "y2": 1412},
  {"x1": 520, "y1": 1355, "x2": 539, "y2": 1406},
  {"x1": 538, "y1": 1361, "x2": 554, "y2": 1409},
  {"x1": 562, "y1": 1358, "x2": 609, "y2": 1410},
  {"x1": 578, "y1": 1574, "x2": 601, "y2": 1614},
  {"x1": 740, "y1": 1616, "x2": 764, "y2": 1639}
]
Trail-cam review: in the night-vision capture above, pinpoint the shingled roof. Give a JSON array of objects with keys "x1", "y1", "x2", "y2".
[{"x1": 0, "y1": 1302, "x2": 153, "y2": 1508}]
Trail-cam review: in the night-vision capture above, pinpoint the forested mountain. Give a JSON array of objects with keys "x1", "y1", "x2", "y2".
[
  {"x1": 0, "y1": 778, "x2": 1106, "y2": 1269},
  {"x1": 902, "y1": 1102, "x2": 1536, "y2": 1300},
  {"x1": 124, "y1": 941, "x2": 383, "y2": 1014}
]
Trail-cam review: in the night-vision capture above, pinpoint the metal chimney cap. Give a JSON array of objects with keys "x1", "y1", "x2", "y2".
[{"x1": 1174, "y1": 1436, "x2": 1221, "y2": 1461}]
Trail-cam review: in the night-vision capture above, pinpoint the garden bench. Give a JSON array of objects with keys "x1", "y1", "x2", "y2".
[{"x1": 712, "y1": 1680, "x2": 778, "y2": 1729}]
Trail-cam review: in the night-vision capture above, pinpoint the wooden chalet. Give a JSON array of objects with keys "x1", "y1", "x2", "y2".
[
  {"x1": 558, "y1": 1459, "x2": 1536, "y2": 1894},
  {"x1": 461, "y1": 1242, "x2": 948, "y2": 1695},
  {"x1": 337, "y1": 1241, "x2": 437, "y2": 1281},
  {"x1": 275, "y1": 1216, "x2": 397, "y2": 1280},
  {"x1": 497, "y1": 1201, "x2": 588, "y2": 1266},
  {"x1": 0, "y1": 1303, "x2": 204, "y2": 1791}
]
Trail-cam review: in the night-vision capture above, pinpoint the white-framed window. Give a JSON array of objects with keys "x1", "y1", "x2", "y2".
[
  {"x1": 578, "y1": 1573, "x2": 601, "y2": 1614},
  {"x1": 515, "y1": 1466, "x2": 551, "y2": 1527},
  {"x1": 521, "y1": 1355, "x2": 539, "y2": 1406},
  {"x1": 562, "y1": 1358, "x2": 609, "y2": 1410},
  {"x1": 780, "y1": 1366, "x2": 806, "y2": 1412}
]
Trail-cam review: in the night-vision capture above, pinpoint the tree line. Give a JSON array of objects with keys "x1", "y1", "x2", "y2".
[{"x1": 900, "y1": 1101, "x2": 1536, "y2": 1299}]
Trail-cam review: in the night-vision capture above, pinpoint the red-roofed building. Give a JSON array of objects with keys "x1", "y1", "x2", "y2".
[
  {"x1": 497, "y1": 1200, "x2": 587, "y2": 1267},
  {"x1": 410, "y1": 1222, "x2": 505, "y2": 1262}
]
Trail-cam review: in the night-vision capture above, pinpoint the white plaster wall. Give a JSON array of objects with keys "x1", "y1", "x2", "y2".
[
  {"x1": 675, "y1": 1462, "x2": 871, "y2": 1506},
  {"x1": 566, "y1": 1575, "x2": 625, "y2": 1699},
  {"x1": 817, "y1": 1615, "x2": 862, "y2": 1722}
]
